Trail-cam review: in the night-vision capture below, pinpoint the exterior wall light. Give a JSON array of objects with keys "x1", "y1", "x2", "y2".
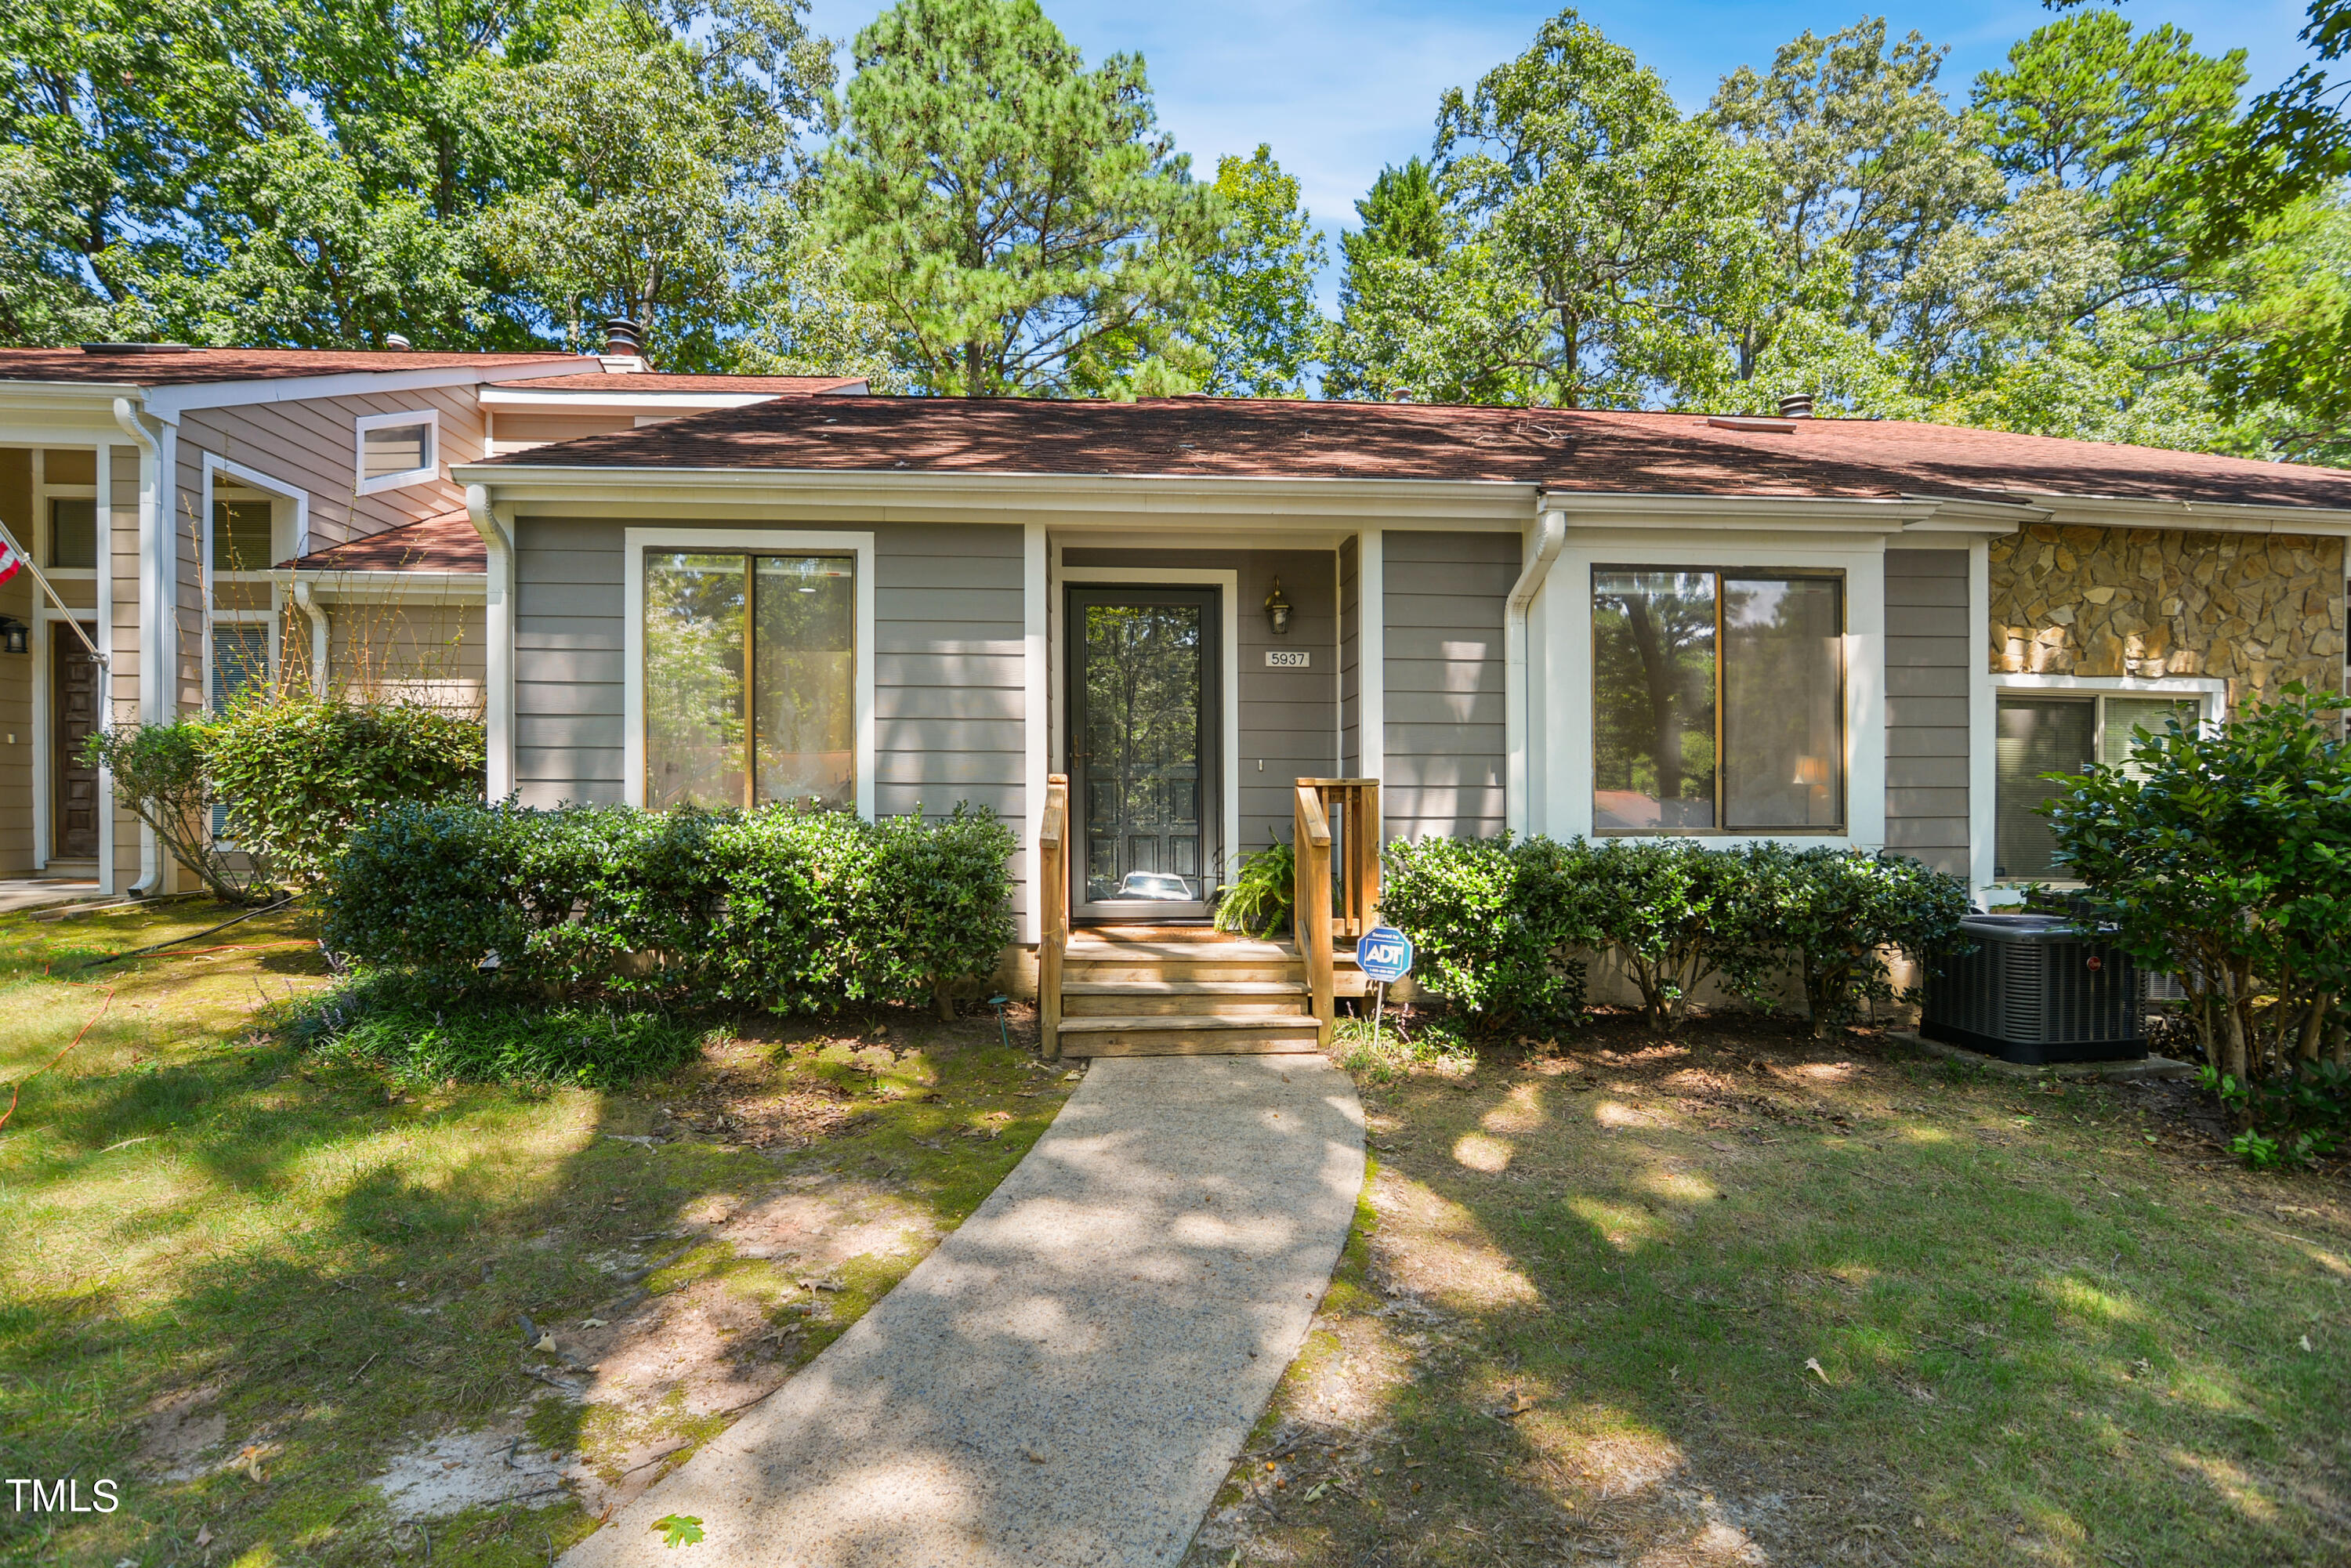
[
  {"x1": 1263, "y1": 576, "x2": 1292, "y2": 636},
  {"x1": 0, "y1": 617, "x2": 26, "y2": 655}
]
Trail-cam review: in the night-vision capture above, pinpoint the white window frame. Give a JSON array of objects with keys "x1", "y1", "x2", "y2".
[
  {"x1": 621, "y1": 527, "x2": 876, "y2": 817},
  {"x1": 1545, "y1": 537, "x2": 1886, "y2": 849},
  {"x1": 354, "y1": 408, "x2": 441, "y2": 494},
  {"x1": 1988, "y1": 672, "x2": 2226, "y2": 889},
  {"x1": 34, "y1": 448, "x2": 99, "y2": 579}
]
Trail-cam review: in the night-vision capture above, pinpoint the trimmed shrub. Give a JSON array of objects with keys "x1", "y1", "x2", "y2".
[
  {"x1": 1377, "y1": 835, "x2": 1593, "y2": 1028},
  {"x1": 1729, "y1": 846, "x2": 1970, "y2": 1037},
  {"x1": 206, "y1": 693, "x2": 485, "y2": 885},
  {"x1": 1579, "y1": 838, "x2": 1780, "y2": 1035},
  {"x1": 323, "y1": 800, "x2": 1017, "y2": 1016}
]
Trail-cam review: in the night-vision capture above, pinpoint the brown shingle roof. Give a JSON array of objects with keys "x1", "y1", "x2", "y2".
[
  {"x1": 502, "y1": 371, "x2": 868, "y2": 393},
  {"x1": 286, "y1": 510, "x2": 484, "y2": 572},
  {"x1": 474, "y1": 395, "x2": 2351, "y2": 512},
  {"x1": 0, "y1": 346, "x2": 581, "y2": 386}
]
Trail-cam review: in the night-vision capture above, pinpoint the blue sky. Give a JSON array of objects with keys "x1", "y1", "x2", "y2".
[{"x1": 799, "y1": 0, "x2": 2321, "y2": 304}]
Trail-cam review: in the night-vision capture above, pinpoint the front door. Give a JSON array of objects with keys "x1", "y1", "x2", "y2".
[
  {"x1": 1067, "y1": 586, "x2": 1220, "y2": 922},
  {"x1": 53, "y1": 623, "x2": 100, "y2": 859}
]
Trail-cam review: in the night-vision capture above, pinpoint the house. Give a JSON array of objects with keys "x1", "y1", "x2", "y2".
[
  {"x1": 3, "y1": 349, "x2": 2346, "y2": 988},
  {"x1": 0, "y1": 343, "x2": 866, "y2": 893}
]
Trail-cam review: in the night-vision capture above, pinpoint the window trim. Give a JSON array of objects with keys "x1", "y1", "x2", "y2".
[
  {"x1": 354, "y1": 408, "x2": 441, "y2": 494},
  {"x1": 622, "y1": 527, "x2": 876, "y2": 817},
  {"x1": 1991, "y1": 672, "x2": 2224, "y2": 885},
  {"x1": 1588, "y1": 563, "x2": 1850, "y2": 838},
  {"x1": 34, "y1": 447, "x2": 99, "y2": 578}
]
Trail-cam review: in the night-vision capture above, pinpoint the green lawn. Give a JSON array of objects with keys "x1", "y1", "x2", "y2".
[
  {"x1": 0, "y1": 900, "x2": 1066, "y2": 1568},
  {"x1": 1201, "y1": 1018, "x2": 2351, "y2": 1567}
]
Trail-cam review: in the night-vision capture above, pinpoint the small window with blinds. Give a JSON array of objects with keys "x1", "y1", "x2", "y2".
[
  {"x1": 1995, "y1": 691, "x2": 2202, "y2": 881},
  {"x1": 356, "y1": 409, "x2": 439, "y2": 491}
]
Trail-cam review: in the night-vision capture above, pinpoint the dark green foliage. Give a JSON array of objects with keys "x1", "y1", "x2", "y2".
[
  {"x1": 1575, "y1": 838, "x2": 1781, "y2": 1036},
  {"x1": 323, "y1": 800, "x2": 1016, "y2": 1016},
  {"x1": 280, "y1": 971, "x2": 704, "y2": 1088},
  {"x1": 1728, "y1": 846, "x2": 1972, "y2": 1037},
  {"x1": 2208, "y1": 1059, "x2": 2351, "y2": 1167},
  {"x1": 1376, "y1": 835, "x2": 1592, "y2": 1029},
  {"x1": 2041, "y1": 682, "x2": 2351, "y2": 1089},
  {"x1": 1213, "y1": 840, "x2": 1295, "y2": 938},
  {"x1": 82, "y1": 717, "x2": 272, "y2": 904},
  {"x1": 205, "y1": 694, "x2": 485, "y2": 885}
]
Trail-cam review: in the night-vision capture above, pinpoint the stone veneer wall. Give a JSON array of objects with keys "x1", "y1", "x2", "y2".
[{"x1": 1989, "y1": 525, "x2": 2346, "y2": 706}]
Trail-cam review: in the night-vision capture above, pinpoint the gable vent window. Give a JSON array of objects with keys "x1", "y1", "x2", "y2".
[{"x1": 356, "y1": 411, "x2": 439, "y2": 492}]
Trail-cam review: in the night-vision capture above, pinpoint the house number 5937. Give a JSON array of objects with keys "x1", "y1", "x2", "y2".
[{"x1": 1264, "y1": 650, "x2": 1310, "y2": 668}]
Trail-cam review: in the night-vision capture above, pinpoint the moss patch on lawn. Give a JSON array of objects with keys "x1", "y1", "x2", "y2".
[{"x1": 0, "y1": 900, "x2": 1071, "y2": 1568}]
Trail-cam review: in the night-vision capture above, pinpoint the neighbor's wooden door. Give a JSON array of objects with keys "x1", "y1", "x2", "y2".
[{"x1": 53, "y1": 623, "x2": 100, "y2": 859}]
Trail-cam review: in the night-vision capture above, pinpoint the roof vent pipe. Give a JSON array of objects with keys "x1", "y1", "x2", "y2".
[
  {"x1": 603, "y1": 317, "x2": 643, "y2": 357},
  {"x1": 1778, "y1": 393, "x2": 1814, "y2": 419},
  {"x1": 384, "y1": 333, "x2": 411, "y2": 351}
]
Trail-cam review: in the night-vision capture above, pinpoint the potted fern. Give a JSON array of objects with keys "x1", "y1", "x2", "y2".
[{"x1": 1213, "y1": 841, "x2": 1295, "y2": 937}]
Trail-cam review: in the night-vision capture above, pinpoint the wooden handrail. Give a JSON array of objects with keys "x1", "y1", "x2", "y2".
[
  {"x1": 1297, "y1": 778, "x2": 1381, "y2": 944},
  {"x1": 1038, "y1": 774, "x2": 1069, "y2": 1059},
  {"x1": 1295, "y1": 782, "x2": 1335, "y2": 1047}
]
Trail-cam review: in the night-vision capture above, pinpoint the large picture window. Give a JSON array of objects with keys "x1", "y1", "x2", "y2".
[
  {"x1": 1592, "y1": 567, "x2": 1844, "y2": 834},
  {"x1": 642, "y1": 550, "x2": 855, "y2": 810},
  {"x1": 1994, "y1": 691, "x2": 2202, "y2": 880}
]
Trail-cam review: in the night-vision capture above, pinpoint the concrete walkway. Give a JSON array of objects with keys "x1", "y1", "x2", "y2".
[{"x1": 566, "y1": 1054, "x2": 1364, "y2": 1568}]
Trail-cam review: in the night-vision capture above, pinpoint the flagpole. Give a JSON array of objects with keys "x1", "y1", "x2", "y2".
[{"x1": 0, "y1": 519, "x2": 105, "y2": 665}]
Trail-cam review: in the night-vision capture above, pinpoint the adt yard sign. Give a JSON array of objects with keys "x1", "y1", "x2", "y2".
[{"x1": 1357, "y1": 925, "x2": 1414, "y2": 983}]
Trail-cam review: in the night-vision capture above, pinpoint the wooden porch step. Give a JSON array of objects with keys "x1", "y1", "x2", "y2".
[
  {"x1": 1060, "y1": 979, "x2": 1311, "y2": 1017},
  {"x1": 1067, "y1": 959, "x2": 1305, "y2": 983},
  {"x1": 1065, "y1": 937, "x2": 1296, "y2": 961},
  {"x1": 1055, "y1": 1012, "x2": 1324, "y2": 1057}
]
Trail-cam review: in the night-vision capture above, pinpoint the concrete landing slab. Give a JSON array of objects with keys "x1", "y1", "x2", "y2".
[
  {"x1": 1893, "y1": 1031, "x2": 2194, "y2": 1081},
  {"x1": 563, "y1": 1054, "x2": 1365, "y2": 1568},
  {"x1": 0, "y1": 878, "x2": 103, "y2": 916}
]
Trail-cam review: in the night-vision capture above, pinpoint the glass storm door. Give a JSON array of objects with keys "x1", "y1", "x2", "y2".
[{"x1": 1068, "y1": 586, "x2": 1219, "y2": 921}]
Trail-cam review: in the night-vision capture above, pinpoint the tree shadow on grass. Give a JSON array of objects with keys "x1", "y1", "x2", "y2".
[
  {"x1": 1211, "y1": 1019, "x2": 2351, "y2": 1568},
  {"x1": 1, "y1": 1000, "x2": 1058, "y2": 1568}
]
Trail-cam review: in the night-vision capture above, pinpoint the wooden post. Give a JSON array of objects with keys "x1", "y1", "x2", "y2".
[
  {"x1": 1039, "y1": 774, "x2": 1068, "y2": 1059},
  {"x1": 1295, "y1": 782, "x2": 1335, "y2": 1048}
]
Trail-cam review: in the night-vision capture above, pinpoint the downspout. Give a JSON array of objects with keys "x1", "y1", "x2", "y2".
[
  {"x1": 465, "y1": 483, "x2": 515, "y2": 800},
  {"x1": 1505, "y1": 508, "x2": 1568, "y2": 837},
  {"x1": 290, "y1": 581, "x2": 331, "y2": 698},
  {"x1": 111, "y1": 397, "x2": 164, "y2": 894}
]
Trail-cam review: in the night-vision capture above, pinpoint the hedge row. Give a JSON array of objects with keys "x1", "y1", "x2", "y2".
[
  {"x1": 323, "y1": 801, "x2": 1016, "y2": 1016},
  {"x1": 1379, "y1": 836, "x2": 1970, "y2": 1036}
]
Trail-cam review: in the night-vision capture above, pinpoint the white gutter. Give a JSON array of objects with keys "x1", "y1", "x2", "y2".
[
  {"x1": 465, "y1": 483, "x2": 516, "y2": 799},
  {"x1": 111, "y1": 396, "x2": 165, "y2": 895},
  {"x1": 290, "y1": 581, "x2": 331, "y2": 698},
  {"x1": 1505, "y1": 509, "x2": 1567, "y2": 836}
]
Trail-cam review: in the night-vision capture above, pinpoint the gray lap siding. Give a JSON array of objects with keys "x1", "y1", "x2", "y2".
[
  {"x1": 1382, "y1": 530, "x2": 1519, "y2": 842},
  {"x1": 1883, "y1": 548, "x2": 1972, "y2": 875},
  {"x1": 512, "y1": 521, "x2": 1029, "y2": 913}
]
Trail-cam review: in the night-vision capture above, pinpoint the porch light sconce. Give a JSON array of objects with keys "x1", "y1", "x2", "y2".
[
  {"x1": 0, "y1": 617, "x2": 25, "y2": 656},
  {"x1": 1263, "y1": 576, "x2": 1293, "y2": 636}
]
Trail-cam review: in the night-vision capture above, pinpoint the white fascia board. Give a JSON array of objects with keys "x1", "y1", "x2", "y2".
[
  {"x1": 1541, "y1": 491, "x2": 1941, "y2": 533},
  {"x1": 453, "y1": 463, "x2": 1547, "y2": 523},
  {"x1": 289, "y1": 568, "x2": 487, "y2": 600},
  {"x1": 142, "y1": 358, "x2": 595, "y2": 420},
  {"x1": 1966, "y1": 491, "x2": 2351, "y2": 538},
  {"x1": 477, "y1": 389, "x2": 784, "y2": 412},
  {"x1": 0, "y1": 386, "x2": 141, "y2": 440}
]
